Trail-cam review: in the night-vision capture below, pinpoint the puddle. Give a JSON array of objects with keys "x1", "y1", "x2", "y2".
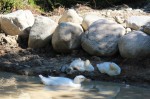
[{"x1": 0, "y1": 72, "x2": 150, "y2": 99}]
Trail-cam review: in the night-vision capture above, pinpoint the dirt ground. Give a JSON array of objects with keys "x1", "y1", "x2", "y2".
[{"x1": 0, "y1": 4, "x2": 150, "y2": 88}]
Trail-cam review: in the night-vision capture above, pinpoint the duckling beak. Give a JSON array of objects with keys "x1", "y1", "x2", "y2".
[{"x1": 84, "y1": 78, "x2": 91, "y2": 82}]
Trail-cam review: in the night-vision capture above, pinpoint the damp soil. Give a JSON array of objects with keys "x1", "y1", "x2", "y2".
[
  {"x1": 0, "y1": 44, "x2": 150, "y2": 88},
  {"x1": 0, "y1": 4, "x2": 150, "y2": 88}
]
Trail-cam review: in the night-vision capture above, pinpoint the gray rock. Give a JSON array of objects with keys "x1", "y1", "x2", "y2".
[
  {"x1": 0, "y1": 10, "x2": 34, "y2": 35},
  {"x1": 58, "y1": 9, "x2": 83, "y2": 24},
  {"x1": 32, "y1": 59, "x2": 42, "y2": 66},
  {"x1": 81, "y1": 19, "x2": 125, "y2": 56},
  {"x1": 52, "y1": 22, "x2": 83, "y2": 53},
  {"x1": 126, "y1": 16, "x2": 150, "y2": 30},
  {"x1": 82, "y1": 14, "x2": 102, "y2": 30},
  {"x1": 118, "y1": 31, "x2": 150, "y2": 58},
  {"x1": 28, "y1": 16, "x2": 58, "y2": 48},
  {"x1": 60, "y1": 64, "x2": 70, "y2": 72},
  {"x1": 143, "y1": 23, "x2": 150, "y2": 35}
]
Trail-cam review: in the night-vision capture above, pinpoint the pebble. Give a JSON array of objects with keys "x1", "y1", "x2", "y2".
[
  {"x1": 125, "y1": 84, "x2": 130, "y2": 88},
  {"x1": 126, "y1": 28, "x2": 132, "y2": 34}
]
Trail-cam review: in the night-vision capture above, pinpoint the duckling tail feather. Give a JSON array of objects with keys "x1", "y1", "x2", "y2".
[{"x1": 39, "y1": 74, "x2": 44, "y2": 79}]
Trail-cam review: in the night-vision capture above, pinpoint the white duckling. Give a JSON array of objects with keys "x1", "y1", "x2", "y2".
[
  {"x1": 39, "y1": 75, "x2": 88, "y2": 87},
  {"x1": 96, "y1": 62, "x2": 121, "y2": 76},
  {"x1": 84, "y1": 59, "x2": 94, "y2": 72},
  {"x1": 69, "y1": 58, "x2": 85, "y2": 72},
  {"x1": 69, "y1": 58, "x2": 94, "y2": 72}
]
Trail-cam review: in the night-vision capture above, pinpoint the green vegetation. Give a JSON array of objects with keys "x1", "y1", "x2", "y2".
[
  {"x1": 0, "y1": 0, "x2": 24, "y2": 13},
  {"x1": 0, "y1": 0, "x2": 39, "y2": 13},
  {"x1": 0, "y1": 0, "x2": 149, "y2": 13}
]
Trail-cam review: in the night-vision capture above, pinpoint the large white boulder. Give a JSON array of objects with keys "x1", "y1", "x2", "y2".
[
  {"x1": 0, "y1": 10, "x2": 34, "y2": 35},
  {"x1": 126, "y1": 16, "x2": 150, "y2": 30},
  {"x1": 81, "y1": 19, "x2": 125, "y2": 56},
  {"x1": 28, "y1": 16, "x2": 57, "y2": 48},
  {"x1": 82, "y1": 14, "x2": 102, "y2": 30},
  {"x1": 52, "y1": 22, "x2": 83, "y2": 53},
  {"x1": 118, "y1": 31, "x2": 150, "y2": 58},
  {"x1": 58, "y1": 9, "x2": 83, "y2": 24}
]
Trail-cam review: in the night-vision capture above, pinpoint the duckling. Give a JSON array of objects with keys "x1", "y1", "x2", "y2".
[
  {"x1": 96, "y1": 62, "x2": 121, "y2": 76},
  {"x1": 69, "y1": 58, "x2": 94, "y2": 72},
  {"x1": 69, "y1": 58, "x2": 85, "y2": 72},
  {"x1": 39, "y1": 75, "x2": 88, "y2": 87},
  {"x1": 84, "y1": 60, "x2": 94, "y2": 72}
]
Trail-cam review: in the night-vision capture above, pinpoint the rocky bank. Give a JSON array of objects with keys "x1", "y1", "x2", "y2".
[{"x1": 0, "y1": 4, "x2": 150, "y2": 87}]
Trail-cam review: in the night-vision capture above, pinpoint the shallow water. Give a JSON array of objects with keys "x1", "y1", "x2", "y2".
[{"x1": 0, "y1": 72, "x2": 150, "y2": 99}]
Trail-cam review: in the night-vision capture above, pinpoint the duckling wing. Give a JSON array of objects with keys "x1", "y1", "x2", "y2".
[
  {"x1": 46, "y1": 77, "x2": 74, "y2": 86},
  {"x1": 96, "y1": 62, "x2": 110, "y2": 73},
  {"x1": 85, "y1": 64, "x2": 94, "y2": 72},
  {"x1": 107, "y1": 63, "x2": 121, "y2": 76},
  {"x1": 70, "y1": 59, "x2": 85, "y2": 71},
  {"x1": 39, "y1": 75, "x2": 53, "y2": 86}
]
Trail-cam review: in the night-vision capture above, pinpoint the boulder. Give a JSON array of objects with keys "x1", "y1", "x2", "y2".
[
  {"x1": 126, "y1": 16, "x2": 150, "y2": 30},
  {"x1": 28, "y1": 16, "x2": 57, "y2": 48},
  {"x1": 118, "y1": 31, "x2": 150, "y2": 58},
  {"x1": 0, "y1": 10, "x2": 34, "y2": 35},
  {"x1": 58, "y1": 9, "x2": 83, "y2": 24},
  {"x1": 82, "y1": 14, "x2": 102, "y2": 30},
  {"x1": 52, "y1": 22, "x2": 83, "y2": 53},
  {"x1": 143, "y1": 23, "x2": 150, "y2": 35},
  {"x1": 81, "y1": 19, "x2": 125, "y2": 56}
]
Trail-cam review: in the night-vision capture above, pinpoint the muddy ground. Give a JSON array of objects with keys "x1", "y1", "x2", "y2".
[
  {"x1": 0, "y1": 35, "x2": 150, "y2": 88},
  {"x1": 0, "y1": 4, "x2": 150, "y2": 88}
]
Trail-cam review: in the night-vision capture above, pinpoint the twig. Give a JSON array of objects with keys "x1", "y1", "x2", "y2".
[
  {"x1": 105, "y1": 0, "x2": 118, "y2": 7},
  {"x1": 92, "y1": 0, "x2": 97, "y2": 8}
]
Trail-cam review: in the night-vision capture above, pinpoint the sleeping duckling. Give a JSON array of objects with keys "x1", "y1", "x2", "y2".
[
  {"x1": 69, "y1": 58, "x2": 94, "y2": 72},
  {"x1": 96, "y1": 62, "x2": 121, "y2": 76},
  {"x1": 69, "y1": 58, "x2": 85, "y2": 72},
  {"x1": 39, "y1": 75, "x2": 88, "y2": 87}
]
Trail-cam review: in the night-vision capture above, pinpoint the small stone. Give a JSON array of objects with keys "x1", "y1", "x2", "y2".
[
  {"x1": 60, "y1": 64, "x2": 69, "y2": 72},
  {"x1": 32, "y1": 59, "x2": 42, "y2": 66},
  {"x1": 143, "y1": 23, "x2": 150, "y2": 35},
  {"x1": 125, "y1": 8, "x2": 132, "y2": 11},
  {"x1": 91, "y1": 56, "x2": 101, "y2": 61},
  {"x1": 24, "y1": 65, "x2": 31, "y2": 68},
  {"x1": 126, "y1": 28, "x2": 132, "y2": 34},
  {"x1": 106, "y1": 11, "x2": 110, "y2": 17},
  {"x1": 0, "y1": 50, "x2": 5, "y2": 55},
  {"x1": 115, "y1": 16, "x2": 124, "y2": 24}
]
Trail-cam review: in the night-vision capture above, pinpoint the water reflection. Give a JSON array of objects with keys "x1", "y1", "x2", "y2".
[{"x1": 0, "y1": 72, "x2": 150, "y2": 99}]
